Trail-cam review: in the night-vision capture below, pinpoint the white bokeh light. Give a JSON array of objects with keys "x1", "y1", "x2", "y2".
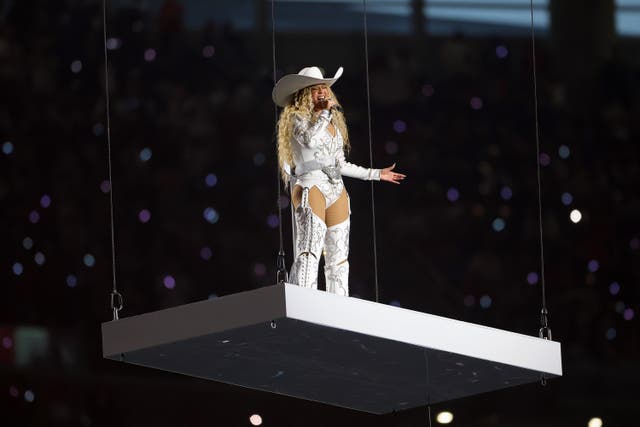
[
  {"x1": 436, "y1": 411, "x2": 453, "y2": 424},
  {"x1": 570, "y1": 209, "x2": 582, "y2": 223},
  {"x1": 588, "y1": 417, "x2": 603, "y2": 427},
  {"x1": 249, "y1": 414, "x2": 263, "y2": 426}
]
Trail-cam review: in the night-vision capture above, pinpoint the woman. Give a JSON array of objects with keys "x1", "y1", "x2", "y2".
[{"x1": 273, "y1": 66, "x2": 405, "y2": 296}]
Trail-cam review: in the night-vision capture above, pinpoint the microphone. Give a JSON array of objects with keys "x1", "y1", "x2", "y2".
[{"x1": 330, "y1": 104, "x2": 344, "y2": 113}]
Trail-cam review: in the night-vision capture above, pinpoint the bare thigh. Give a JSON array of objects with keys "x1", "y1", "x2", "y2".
[
  {"x1": 292, "y1": 185, "x2": 326, "y2": 222},
  {"x1": 325, "y1": 188, "x2": 349, "y2": 227}
]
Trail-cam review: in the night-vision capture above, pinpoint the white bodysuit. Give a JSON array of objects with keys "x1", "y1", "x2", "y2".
[{"x1": 290, "y1": 109, "x2": 381, "y2": 204}]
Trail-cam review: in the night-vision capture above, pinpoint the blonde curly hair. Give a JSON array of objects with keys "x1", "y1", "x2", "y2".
[{"x1": 276, "y1": 85, "x2": 350, "y2": 182}]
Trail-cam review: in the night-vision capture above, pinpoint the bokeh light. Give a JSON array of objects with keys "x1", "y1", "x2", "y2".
[
  {"x1": 496, "y1": 44, "x2": 509, "y2": 58},
  {"x1": 202, "y1": 45, "x2": 215, "y2": 58},
  {"x1": 100, "y1": 180, "x2": 111, "y2": 193},
  {"x1": 139, "y1": 147, "x2": 152, "y2": 162},
  {"x1": 249, "y1": 414, "x2": 263, "y2": 426},
  {"x1": 558, "y1": 144, "x2": 571, "y2": 159},
  {"x1": 527, "y1": 271, "x2": 539, "y2": 285},
  {"x1": 40, "y1": 194, "x2": 51, "y2": 208},
  {"x1": 539, "y1": 152, "x2": 551, "y2": 166},
  {"x1": 491, "y1": 218, "x2": 506, "y2": 232},
  {"x1": 570, "y1": 209, "x2": 582, "y2": 223},
  {"x1": 22, "y1": 237, "x2": 34, "y2": 250},
  {"x1": 389, "y1": 300, "x2": 402, "y2": 307},
  {"x1": 623, "y1": 308, "x2": 634, "y2": 321},
  {"x1": 138, "y1": 209, "x2": 151, "y2": 223},
  {"x1": 479, "y1": 295, "x2": 492, "y2": 309},
  {"x1": 83, "y1": 253, "x2": 96, "y2": 267},
  {"x1": 24, "y1": 390, "x2": 35, "y2": 403},
  {"x1": 393, "y1": 120, "x2": 407, "y2": 133},
  {"x1": 436, "y1": 411, "x2": 454, "y2": 424},
  {"x1": 587, "y1": 259, "x2": 599, "y2": 273},
  {"x1": 253, "y1": 152, "x2": 265, "y2": 166},
  {"x1": 12, "y1": 262, "x2": 23, "y2": 276},
  {"x1": 70, "y1": 60, "x2": 82, "y2": 73},
  {"x1": 34, "y1": 252, "x2": 46, "y2": 266},
  {"x1": 106, "y1": 37, "x2": 122, "y2": 50},
  {"x1": 2, "y1": 141, "x2": 14, "y2": 155},
  {"x1": 254, "y1": 263, "x2": 266, "y2": 277},
  {"x1": 500, "y1": 186, "x2": 513, "y2": 200},
  {"x1": 463, "y1": 294, "x2": 475, "y2": 307},
  {"x1": 588, "y1": 417, "x2": 603, "y2": 427},
  {"x1": 93, "y1": 122, "x2": 105, "y2": 136},
  {"x1": 446, "y1": 187, "x2": 459, "y2": 202},
  {"x1": 2, "y1": 336, "x2": 13, "y2": 349},
  {"x1": 561, "y1": 192, "x2": 573, "y2": 206},
  {"x1": 66, "y1": 274, "x2": 78, "y2": 288},
  {"x1": 605, "y1": 327, "x2": 616, "y2": 340},
  {"x1": 609, "y1": 282, "x2": 620, "y2": 295},
  {"x1": 629, "y1": 237, "x2": 639, "y2": 250},
  {"x1": 9, "y1": 386, "x2": 19, "y2": 398},
  {"x1": 470, "y1": 97, "x2": 483, "y2": 110},
  {"x1": 144, "y1": 48, "x2": 156, "y2": 62},
  {"x1": 163, "y1": 275, "x2": 176, "y2": 289},
  {"x1": 385, "y1": 141, "x2": 399, "y2": 155},
  {"x1": 205, "y1": 173, "x2": 218, "y2": 187},
  {"x1": 200, "y1": 246, "x2": 213, "y2": 261},
  {"x1": 203, "y1": 207, "x2": 219, "y2": 224},
  {"x1": 267, "y1": 214, "x2": 279, "y2": 229},
  {"x1": 29, "y1": 210, "x2": 40, "y2": 224}
]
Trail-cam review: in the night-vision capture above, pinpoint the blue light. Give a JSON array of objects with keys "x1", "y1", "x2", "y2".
[
  {"x1": 253, "y1": 153, "x2": 265, "y2": 166},
  {"x1": 609, "y1": 282, "x2": 620, "y2": 296},
  {"x1": 203, "y1": 207, "x2": 219, "y2": 224},
  {"x1": 205, "y1": 173, "x2": 218, "y2": 187},
  {"x1": 2, "y1": 141, "x2": 14, "y2": 155},
  {"x1": 139, "y1": 148, "x2": 152, "y2": 162},
  {"x1": 558, "y1": 144, "x2": 570, "y2": 159},
  {"x1": 83, "y1": 254, "x2": 96, "y2": 267},
  {"x1": 12, "y1": 262, "x2": 23, "y2": 276},
  {"x1": 479, "y1": 295, "x2": 492, "y2": 309},
  {"x1": 561, "y1": 192, "x2": 573, "y2": 206},
  {"x1": 496, "y1": 45, "x2": 509, "y2": 58},
  {"x1": 267, "y1": 214, "x2": 279, "y2": 228},
  {"x1": 446, "y1": 187, "x2": 459, "y2": 202},
  {"x1": 393, "y1": 120, "x2": 407, "y2": 133},
  {"x1": 605, "y1": 327, "x2": 616, "y2": 340},
  {"x1": 587, "y1": 259, "x2": 599, "y2": 273},
  {"x1": 66, "y1": 274, "x2": 78, "y2": 288},
  {"x1": 500, "y1": 186, "x2": 513, "y2": 200},
  {"x1": 492, "y1": 218, "x2": 506, "y2": 232}
]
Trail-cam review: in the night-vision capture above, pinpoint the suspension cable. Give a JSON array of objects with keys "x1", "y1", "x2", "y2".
[
  {"x1": 529, "y1": 0, "x2": 550, "y2": 341},
  {"x1": 271, "y1": 0, "x2": 288, "y2": 284},
  {"x1": 362, "y1": 0, "x2": 380, "y2": 303},
  {"x1": 102, "y1": 0, "x2": 122, "y2": 320}
]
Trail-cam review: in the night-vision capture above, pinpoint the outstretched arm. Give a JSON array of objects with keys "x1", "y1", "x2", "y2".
[
  {"x1": 337, "y1": 149, "x2": 381, "y2": 180},
  {"x1": 379, "y1": 163, "x2": 406, "y2": 184}
]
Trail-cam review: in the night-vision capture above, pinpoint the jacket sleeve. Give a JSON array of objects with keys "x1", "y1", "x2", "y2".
[
  {"x1": 337, "y1": 148, "x2": 381, "y2": 181},
  {"x1": 292, "y1": 110, "x2": 332, "y2": 149}
]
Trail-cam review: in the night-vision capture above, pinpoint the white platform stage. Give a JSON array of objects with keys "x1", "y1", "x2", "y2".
[{"x1": 101, "y1": 284, "x2": 562, "y2": 413}]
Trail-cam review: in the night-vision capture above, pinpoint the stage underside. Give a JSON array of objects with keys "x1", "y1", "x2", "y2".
[{"x1": 101, "y1": 284, "x2": 562, "y2": 414}]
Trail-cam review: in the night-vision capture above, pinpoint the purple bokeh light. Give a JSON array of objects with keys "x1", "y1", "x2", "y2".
[
  {"x1": 267, "y1": 214, "x2": 279, "y2": 229},
  {"x1": 200, "y1": 246, "x2": 213, "y2": 261},
  {"x1": 623, "y1": 308, "x2": 634, "y2": 321},
  {"x1": 609, "y1": 282, "x2": 620, "y2": 295},
  {"x1": 587, "y1": 259, "x2": 600, "y2": 273},
  {"x1": 446, "y1": 187, "x2": 460, "y2": 202},
  {"x1": 393, "y1": 120, "x2": 407, "y2": 133},
  {"x1": 539, "y1": 152, "x2": 551, "y2": 166},
  {"x1": 470, "y1": 97, "x2": 483, "y2": 110},
  {"x1": 100, "y1": 180, "x2": 111, "y2": 193},
  {"x1": 527, "y1": 272, "x2": 539, "y2": 285},
  {"x1": 163, "y1": 275, "x2": 176, "y2": 289},
  {"x1": 40, "y1": 195, "x2": 51, "y2": 208},
  {"x1": 29, "y1": 210, "x2": 40, "y2": 224},
  {"x1": 138, "y1": 209, "x2": 151, "y2": 223}
]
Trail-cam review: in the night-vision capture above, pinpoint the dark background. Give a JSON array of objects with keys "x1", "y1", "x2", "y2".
[{"x1": 1, "y1": 0, "x2": 639, "y2": 426}]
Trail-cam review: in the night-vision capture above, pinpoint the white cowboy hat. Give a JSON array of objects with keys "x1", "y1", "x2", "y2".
[{"x1": 272, "y1": 66, "x2": 344, "y2": 107}]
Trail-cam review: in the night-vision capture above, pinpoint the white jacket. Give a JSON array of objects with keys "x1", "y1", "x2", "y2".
[{"x1": 290, "y1": 110, "x2": 381, "y2": 181}]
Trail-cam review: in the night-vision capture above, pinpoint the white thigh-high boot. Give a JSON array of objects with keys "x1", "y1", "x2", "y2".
[
  {"x1": 324, "y1": 217, "x2": 350, "y2": 296},
  {"x1": 290, "y1": 188, "x2": 327, "y2": 289}
]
